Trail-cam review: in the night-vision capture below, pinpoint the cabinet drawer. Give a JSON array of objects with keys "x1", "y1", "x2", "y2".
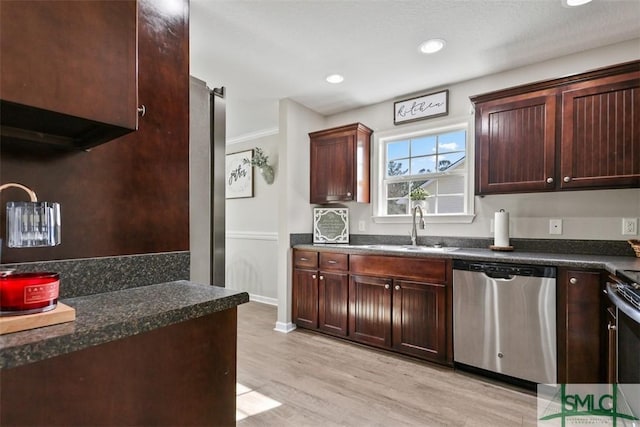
[
  {"x1": 319, "y1": 252, "x2": 348, "y2": 271},
  {"x1": 294, "y1": 250, "x2": 318, "y2": 269},
  {"x1": 350, "y1": 255, "x2": 448, "y2": 283}
]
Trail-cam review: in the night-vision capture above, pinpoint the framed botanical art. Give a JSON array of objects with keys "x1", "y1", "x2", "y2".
[{"x1": 225, "y1": 150, "x2": 253, "y2": 199}]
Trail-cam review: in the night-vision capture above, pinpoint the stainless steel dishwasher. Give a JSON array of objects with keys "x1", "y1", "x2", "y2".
[{"x1": 453, "y1": 260, "x2": 557, "y2": 384}]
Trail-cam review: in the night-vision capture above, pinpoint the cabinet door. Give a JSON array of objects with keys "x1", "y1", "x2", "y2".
[
  {"x1": 318, "y1": 271, "x2": 349, "y2": 336},
  {"x1": 392, "y1": 280, "x2": 447, "y2": 362},
  {"x1": 560, "y1": 72, "x2": 640, "y2": 189},
  {"x1": 557, "y1": 268, "x2": 606, "y2": 383},
  {"x1": 293, "y1": 269, "x2": 319, "y2": 329},
  {"x1": 475, "y1": 92, "x2": 556, "y2": 194},
  {"x1": 349, "y1": 274, "x2": 392, "y2": 348},
  {"x1": 0, "y1": 0, "x2": 137, "y2": 148},
  {"x1": 310, "y1": 134, "x2": 356, "y2": 203}
]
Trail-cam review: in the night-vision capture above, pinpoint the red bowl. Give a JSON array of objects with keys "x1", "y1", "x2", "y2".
[{"x1": 0, "y1": 272, "x2": 60, "y2": 316}]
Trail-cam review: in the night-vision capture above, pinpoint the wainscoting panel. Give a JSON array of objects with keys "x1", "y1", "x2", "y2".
[{"x1": 226, "y1": 232, "x2": 278, "y2": 303}]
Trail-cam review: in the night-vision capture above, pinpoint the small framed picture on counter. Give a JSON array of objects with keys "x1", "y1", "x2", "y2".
[
  {"x1": 313, "y1": 208, "x2": 349, "y2": 243},
  {"x1": 225, "y1": 150, "x2": 253, "y2": 199}
]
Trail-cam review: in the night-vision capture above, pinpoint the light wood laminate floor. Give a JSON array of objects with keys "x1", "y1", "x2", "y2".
[{"x1": 236, "y1": 302, "x2": 537, "y2": 426}]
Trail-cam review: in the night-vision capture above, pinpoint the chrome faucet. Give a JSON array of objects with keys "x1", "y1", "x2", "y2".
[{"x1": 410, "y1": 206, "x2": 425, "y2": 246}]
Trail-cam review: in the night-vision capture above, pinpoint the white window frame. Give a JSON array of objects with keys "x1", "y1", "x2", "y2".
[{"x1": 372, "y1": 117, "x2": 475, "y2": 224}]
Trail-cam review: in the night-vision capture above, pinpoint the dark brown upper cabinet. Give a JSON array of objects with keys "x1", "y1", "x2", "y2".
[
  {"x1": 472, "y1": 61, "x2": 640, "y2": 195},
  {"x1": 309, "y1": 123, "x2": 372, "y2": 204},
  {"x1": 0, "y1": 0, "x2": 138, "y2": 150}
]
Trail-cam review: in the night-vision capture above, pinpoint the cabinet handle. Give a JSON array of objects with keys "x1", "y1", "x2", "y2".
[
  {"x1": 395, "y1": 285, "x2": 400, "y2": 290},
  {"x1": 608, "y1": 323, "x2": 616, "y2": 331},
  {"x1": 312, "y1": 274, "x2": 317, "y2": 279},
  {"x1": 563, "y1": 176, "x2": 571, "y2": 183},
  {"x1": 384, "y1": 284, "x2": 390, "y2": 290},
  {"x1": 299, "y1": 257, "x2": 309, "y2": 261},
  {"x1": 319, "y1": 275, "x2": 324, "y2": 280},
  {"x1": 569, "y1": 277, "x2": 577, "y2": 285},
  {"x1": 546, "y1": 177, "x2": 554, "y2": 184},
  {"x1": 137, "y1": 105, "x2": 146, "y2": 117},
  {"x1": 327, "y1": 260, "x2": 337, "y2": 264}
]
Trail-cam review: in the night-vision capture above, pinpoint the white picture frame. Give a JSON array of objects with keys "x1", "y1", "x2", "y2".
[
  {"x1": 313, "y1": 208, "x2": 349, "y2": 243},
  {"x1": 225, "y1": 150, "x2": 253, "y2": 199},
  {"x1": 394, "y1": 89, "x2": 449, "y2": 125}
]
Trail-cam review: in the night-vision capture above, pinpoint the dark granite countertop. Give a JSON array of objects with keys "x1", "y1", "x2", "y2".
[
  {"x1": 0, "y1": 281, "x2": 249, "y2": 369},
  {"x1": 295, "y1": 244, "x2": 640, "y2": 279}
]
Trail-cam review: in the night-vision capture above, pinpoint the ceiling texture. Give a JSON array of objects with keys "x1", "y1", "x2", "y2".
[{"x1": 189, "y1": 0, "x2": 640, "y2": 141}]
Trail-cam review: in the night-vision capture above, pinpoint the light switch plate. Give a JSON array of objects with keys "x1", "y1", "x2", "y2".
[
  {"x1": 622, "y1": 218, "x2": 638, "y2": 235},
  {"x1": 549, "y1": 219, "x2": 563, "y2": 235}
]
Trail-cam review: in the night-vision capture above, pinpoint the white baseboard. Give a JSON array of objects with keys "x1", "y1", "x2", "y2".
[
  {"x1": 249, "y1": 294, "x2": 278, "y2": 306},
  {"x1": 274, "y1": 321, "x2": 297, "y2": 333}
]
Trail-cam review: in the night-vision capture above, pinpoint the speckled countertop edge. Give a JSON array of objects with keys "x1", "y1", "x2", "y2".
[
  {"x1": 0, "y1": 281, "x2": 249, "y2": 369},
  {"x1": 295, "y1": 244, "x2": 640, "y2": 277}
]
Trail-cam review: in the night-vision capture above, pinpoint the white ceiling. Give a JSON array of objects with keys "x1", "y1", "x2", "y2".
[{"x1": 189, "y1": 0, "x2": 640, "y2": 141}]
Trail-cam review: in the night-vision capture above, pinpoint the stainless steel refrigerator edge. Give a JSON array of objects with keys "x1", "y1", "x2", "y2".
[{"x1": 189, "y1": 76, "x2": 225, "y2": 285}]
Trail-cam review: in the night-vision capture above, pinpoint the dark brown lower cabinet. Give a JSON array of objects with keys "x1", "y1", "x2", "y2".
[
  {"x1": 348, "y1": 274, "x2": 392, "y2": 347},
  {"x1": 557, "y1": 268, "x2": 607, "y2": 383},
  {"x1": 293, "y1": 268, "x2": 319, "y2": 329},
  {"x1": 0, "y1": 309, "x2": 238, "y2": 426},
  {"x1": 392, "y1": 279, "x2": 447, "y2": 360},
  {"x1": 319, "y1": 271, "x2": 349, "y2": 336}
]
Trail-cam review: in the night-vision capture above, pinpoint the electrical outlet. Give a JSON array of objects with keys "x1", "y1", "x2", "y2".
[
  {"x1": 490, "y1": 219, "x2": 495, "y2": 233},
  {"x1": 622, "y1": 218, "x2": 638, "y2": 235},
  {"x1": 358, "y1": 220, "x2": 366, "y2": 232},
  {"x1": 549, "y1": 219, "x2": 563, "y2": 235}
]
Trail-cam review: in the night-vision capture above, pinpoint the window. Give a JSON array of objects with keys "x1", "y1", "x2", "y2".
[{"x1": 376, "y1": 123, "x2": 472, "y2": 221}]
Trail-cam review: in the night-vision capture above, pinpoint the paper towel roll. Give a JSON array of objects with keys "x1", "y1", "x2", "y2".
[{"x1": 494, "y1": 210, "x2": 510, "y2": 248}]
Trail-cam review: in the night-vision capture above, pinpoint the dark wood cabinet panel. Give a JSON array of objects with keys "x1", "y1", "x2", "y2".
[
  {"x1": 309, "y1": 123, "x2": 372, "y2": 204},
  {"x1": 0, "y1": 0, "x2": 137, "y2": 149},
  {"x1": 0, "y1": 309, "x2": 237, "y2": 426},
  {"x1": 293, "y1": 269, "x2": 319, "y2": 329},
  {"x1": 557, "y1": 268, "x2": 607, "y2": 384},
  {"x1": 350, "y1": 254, "x2": 447, "y2": 283},
  {"x1": 0, "y1": 0, "x2": 189, "y2": 263},
  {"x1": 392, "y1": 279, "x2": 447, "y2": 361},
  {"x1": 319, "y1": 271, "x2": 349, "y2": 336},
  {"x1": 349, "y1": 274, "x2": 392, "y2": 348},
  {"x1": 475, "y1": 92, "x2": 556, "y2": 194},
  {"x1": 560, "y1": 72, "x2": 640, "y2": 189},
  {"x1": 472, "y1": 60, "x2": 640, "y2": 195}
]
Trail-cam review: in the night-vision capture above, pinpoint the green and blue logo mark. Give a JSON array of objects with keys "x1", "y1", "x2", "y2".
[{"x1": 537, "y1": 384, "x2": 639, "y2": 426}]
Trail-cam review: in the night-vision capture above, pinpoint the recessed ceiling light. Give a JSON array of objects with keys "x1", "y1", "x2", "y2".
[
  {"x1": 562, "y1": 0, "x2": 592, "y2": 6},
  {"x1": 419, "y1": 39, "x2": 446, "y2": 54},
  {"x1": 326, "y1": 74, "x2": 344, "y2": 84}
]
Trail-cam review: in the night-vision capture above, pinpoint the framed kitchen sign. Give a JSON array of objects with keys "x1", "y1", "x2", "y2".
[
  {"x1": 225, "y1": 150, "x2": 253, "y2": 199},
  {"x1": 313, "y1": 208, "x2": 349, "y2": 244},
  {"x1": 394, "y1": 89, "x2": 449, "y2": 125}
]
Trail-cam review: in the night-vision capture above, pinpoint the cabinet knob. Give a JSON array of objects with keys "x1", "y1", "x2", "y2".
[
  {"x1": 319, "y1": 275, "x2": 324, "y2": 280},
  {"x1": 563, "y1": 176, "x2": 571, "y2": 183},
  {"x1": 569, "y1": 277, "x2": 577, "y2": 285},
  {"x1": 608, "y1": 322, "x2": 616, "y2": 331},
  {"x1": 346, "y1": 192, "x2": 352, "y2": 197},
  {"x1": 395, "y1": 285, "x2": 400, "y2": 291},
  {"x1": 312, "y1": 274, "x2": 317, "y2": 279},
  {"x1": 546, "y1": 177, "x2": 554, "y2": 184},
  {"x1": 384, "y1": 284, "x2": 390, "y2": 290},
  {"x1": 137, "y1": 105, "x2": 146, "y2": 117}
]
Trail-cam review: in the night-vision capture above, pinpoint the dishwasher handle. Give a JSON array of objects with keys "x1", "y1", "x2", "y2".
[{"x1": 483, "y1": 271, "x2": 515, "y2": 280}]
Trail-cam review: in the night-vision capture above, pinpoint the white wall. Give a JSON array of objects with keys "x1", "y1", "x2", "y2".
[{"x1": 225, "y1": 132, "x2": 280, "y2": 304}]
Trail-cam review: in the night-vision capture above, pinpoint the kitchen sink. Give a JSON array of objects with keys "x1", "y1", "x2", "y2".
[{"x1": 354, "y1": 244, "x2": 458, "y2": 253}]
